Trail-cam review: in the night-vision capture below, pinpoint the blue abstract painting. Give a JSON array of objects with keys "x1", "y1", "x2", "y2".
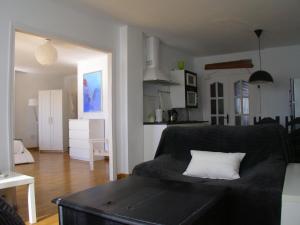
[{"x1": 83, "y1": 71, "x2": 102, "y2": 112}]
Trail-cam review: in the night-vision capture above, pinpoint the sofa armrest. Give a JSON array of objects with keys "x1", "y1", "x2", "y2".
[{"x1": 238, "y1": 156, "x2": 286, "y2": 188}]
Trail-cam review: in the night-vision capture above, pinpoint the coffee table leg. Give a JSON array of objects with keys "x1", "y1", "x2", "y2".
[
  {"x1": 89, "y1": 142, "x2": 94, "y2": 171},
  {"x1": 28, "y1": 182, "x2": 37, "y2": 224}
]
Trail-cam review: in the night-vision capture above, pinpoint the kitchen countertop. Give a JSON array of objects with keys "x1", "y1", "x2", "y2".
[{"x1": 143, "y1": 120, "x2": 208, "y2": 125}]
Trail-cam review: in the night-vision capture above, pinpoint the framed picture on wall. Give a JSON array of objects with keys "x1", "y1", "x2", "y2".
[{"x1": 83, "y1": 70, "x2": 103, "y2": 113}]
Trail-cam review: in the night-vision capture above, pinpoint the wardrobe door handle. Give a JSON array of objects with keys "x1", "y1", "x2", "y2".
[{"x1": 49, "y1": 117, "x2": 53, "y2": 124}]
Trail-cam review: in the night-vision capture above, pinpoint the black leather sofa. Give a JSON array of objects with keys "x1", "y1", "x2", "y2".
[{"x1": 133, "y1": 125, "x2": 291, "y2": 225}]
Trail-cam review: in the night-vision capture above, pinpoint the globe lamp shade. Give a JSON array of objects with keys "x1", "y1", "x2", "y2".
[{"x1": 35, "y1": 40, "x2": 57, "y2": 65}]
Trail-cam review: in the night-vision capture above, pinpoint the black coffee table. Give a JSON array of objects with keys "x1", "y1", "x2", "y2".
[{"x1": 53, "y1": 176, "x2": 228, "y2": 225}]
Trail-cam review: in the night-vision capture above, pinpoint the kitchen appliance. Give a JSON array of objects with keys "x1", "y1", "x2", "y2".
[
  {"x1": 169, "y1": 70, "x2": 198, "y2": 109},
  {"x1": 186, "y1": 72, "x2": 197, "y2": 87},
  {"x1": 186, "y1": 91, "x2": 198, "y2": 107},
  {"x1": 144, "y1": 36, "x2": 170, "y2": 83},
  {"x1": 155, "y1": 108, "x2": 163, "y2": 122},
  {"x1": 168, "y1": 109, "x2": 178, "y2": 122},
  {"x1": 185, "y1": 71, "x2": 198, "y2": 108}
]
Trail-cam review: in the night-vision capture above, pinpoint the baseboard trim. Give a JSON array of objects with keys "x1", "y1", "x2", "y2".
[
  {"x1": 117, "y1": 173, "x2": 129, "y2": 180},
  {"x1": 39, "y1": 150, "x2": 65, "y2": 153},
  {"x1": 70, "y1": 155, "x2": 104, "y2": 161},
  {"x1": 27, "y1": 147, "x2": 39, "y2": 151}
]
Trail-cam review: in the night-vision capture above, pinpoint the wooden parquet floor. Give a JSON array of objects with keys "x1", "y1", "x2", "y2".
[
  {"x1": 15, "y1": 150, "x2": 109, "y2": 224},
  {"x1": 25, "y1": 214, "x2": 59, "y2": 225}
]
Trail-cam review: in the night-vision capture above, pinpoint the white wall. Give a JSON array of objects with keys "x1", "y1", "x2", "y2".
[
  {"x1": 127, "y1": 27, "x2": 144, "y2": 172},
  {"x1": 116, "y1": 26, "x2": 129, "y2": 173},
  {"x1": 160, "y1": 44, "x2": 194, "y2": 73},
  {"x1": 0, "y1": 0, "x2": 149, "y2": 177},
  {"x1": 63, "y1": 75, "x2": 77, "y2": 149},
  {"x1": 14, "y1": 72, "x2": 76, "y2": 148},
  {"x1": 117, "y1": 26, "x2": 144, "y2": 173},
  {"x1": 0, "y1": 0, "x2": 121, "y2": 174},
  {"x1": 117, "y1": 29, "x2": 194, "y2": 172},
  {"x1": 0, "y1": 0, "x2": 216, "y2": 176},
  {"x1": 192, "y1": 45, "x2": 300, "y2": 124},
  {"x1": 77, "y1": 56, "x2": 109, "y2": 153},
  {"x1": 143, "y1": 84, "x2": 171, "y2": 121},
  {"x1": 64, "y1": 75, "x2": 77, "y2": 119},
  {"x1": 77, "y1": 57, "x2": 108, "y2": 120}
]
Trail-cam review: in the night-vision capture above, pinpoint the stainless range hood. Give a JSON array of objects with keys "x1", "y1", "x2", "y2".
[{"x1": 144, "y1": 36, "x2": 171, "y2": 84}]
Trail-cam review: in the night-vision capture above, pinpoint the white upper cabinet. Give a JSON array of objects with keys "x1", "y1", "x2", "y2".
[{"x1": 170, "y1": 70, "x2": 186, "y2": 108}]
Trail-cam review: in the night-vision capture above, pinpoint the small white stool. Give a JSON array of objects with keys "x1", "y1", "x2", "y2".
[{"x1": 89, "y1": 139, "x2": 108, "y2": 171}]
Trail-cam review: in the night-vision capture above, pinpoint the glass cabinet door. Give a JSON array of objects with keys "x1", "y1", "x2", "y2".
[
  {"x1": 234, "y1": 80, "x2": 249, "y2": 126},
  {"x1": 210, "y1": 82, "x2": 226, "y2": 125},
  {"x1": 207, "y1": 74, "x2": 251, "y2": 126}
]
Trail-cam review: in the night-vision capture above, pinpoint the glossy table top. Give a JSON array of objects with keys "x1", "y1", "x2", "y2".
[{"x1": 54, "y1": 176, "x2": 227, "y2": 225}]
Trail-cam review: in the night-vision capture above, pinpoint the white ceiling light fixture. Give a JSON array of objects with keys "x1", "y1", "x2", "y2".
[{"x1": 35, "y1": 39, "x2": 58, "y2": 65}]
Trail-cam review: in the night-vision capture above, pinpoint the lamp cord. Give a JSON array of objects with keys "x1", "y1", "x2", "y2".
[
  {"x1": 258, "y1": 85, "x2": 262, "y2": 116},
  {"x1": 33, "y1": 108, "x2": 38, "y2": 122},
  {"x1": 258, "y1": 36, "x2": 262, "y2": 70}
]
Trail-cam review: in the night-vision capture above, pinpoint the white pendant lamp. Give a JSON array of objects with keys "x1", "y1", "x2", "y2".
[{"x1": 35, "y1": 39, "x2": 57, "y2": 65}]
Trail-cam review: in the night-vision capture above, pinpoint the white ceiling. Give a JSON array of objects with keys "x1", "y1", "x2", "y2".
[
  {"x1": 53, "y1": 0, "x2": 300, "y2": 56},
  {"x1": 15, "y1": 31, "x2": 105, "y2": 75}
]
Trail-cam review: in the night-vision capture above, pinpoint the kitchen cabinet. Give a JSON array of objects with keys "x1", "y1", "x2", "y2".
[
  {"x1": 143, "y1": 122, "x2": 208, "y2": 162},
  {"x1": 170, "y1": 70, "x2": 198, "y2": 108},
  {"x1": 144, "y1": 124, "x2": 167, "y2": 161}
]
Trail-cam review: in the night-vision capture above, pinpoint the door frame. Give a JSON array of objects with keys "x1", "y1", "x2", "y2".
[
  {"x1": 206, "y1": 78, "x2": 229, "y2": 125},
  {"x1": 226, "y1": 74, "x2": 251, "y2": 126},
  {"x1": 8, "y1": 22, "x2": 117, "y2": 180},
  {"x1": 203, "y1": 70, "x2": 254, "y2": 126}
]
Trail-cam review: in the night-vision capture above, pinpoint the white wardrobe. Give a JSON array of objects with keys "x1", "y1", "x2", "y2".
[{"x1": 38, "y1": 89, "x2": 64, "y2": 151}]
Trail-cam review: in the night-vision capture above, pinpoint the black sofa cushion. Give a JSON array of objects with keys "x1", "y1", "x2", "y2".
[{"x1": 133, "y1": 125, "x2": 289, "y2": 225}]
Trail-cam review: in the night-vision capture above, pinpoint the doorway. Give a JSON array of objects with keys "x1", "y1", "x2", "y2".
[
  {"x1": 11, "y1": 29, "x2": 115, "y2": 222},
  {"x1": 205, "y1": 72, "x2": 253, "y2": 126}
]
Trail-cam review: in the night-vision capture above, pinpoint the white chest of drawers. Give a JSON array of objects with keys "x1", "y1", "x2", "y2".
[{"x1": 69, "y1": 119, "x2": 105, "y2": 161}]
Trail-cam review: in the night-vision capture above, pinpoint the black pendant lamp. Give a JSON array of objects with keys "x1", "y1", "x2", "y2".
[{"x1": 249, "y1": 29, "x2": 273, "y2": 84}]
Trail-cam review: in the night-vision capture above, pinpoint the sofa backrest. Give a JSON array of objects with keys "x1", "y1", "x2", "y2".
[{"x1": 155, "y1": 125, "x2": 290, "y2": 170}]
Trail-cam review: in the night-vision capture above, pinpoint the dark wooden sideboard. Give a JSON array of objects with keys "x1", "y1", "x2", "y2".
[{"x1": 53, "y1": 176, "x2": 228, "y2": 225}]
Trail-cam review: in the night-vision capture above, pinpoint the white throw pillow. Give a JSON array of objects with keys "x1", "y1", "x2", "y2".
[{"x1": 183, "y1": 150, "x2": 246, "y2": 180}]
